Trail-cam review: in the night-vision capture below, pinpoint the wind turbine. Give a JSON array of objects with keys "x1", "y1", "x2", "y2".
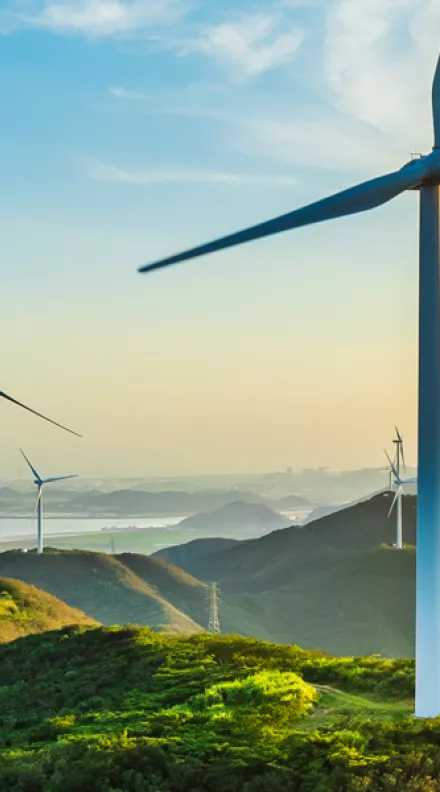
[
  {"x1": 0, "y1": 389, "x2": 80, "y2": 437},
  {"x1": 138, "y1": 56, "x2": 440, "y2": 718},
  {"x1": 393, "y1": 426, "x2": 406, "y2": 478},
  {"x1": 20, "y1": 449, "x2": 77, "y2": 555},
  {"x1": 385, "y1": 448, "x2": 416, "y2": 549},
  {"x1": 382, "y1": 448, "x2": 397, "y2": 492}
]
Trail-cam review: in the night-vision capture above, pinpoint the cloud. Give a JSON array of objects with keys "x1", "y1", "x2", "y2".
[
  {"x1": 183, "y1": 11, "x2": 304, "y2": 78},
  {"x1": 9, "y1": 0, "x2": 188, "y2": 36},
  {"x1": 85, "y1": 159, "x2": 297, "y2": 186},
  {"x1": 324, "y1": 0, "x2": 440, "y2": 149}
]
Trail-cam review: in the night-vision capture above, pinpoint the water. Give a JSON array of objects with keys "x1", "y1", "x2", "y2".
[{"x1": 0, "y1": 516, "x2": 186, "y2": 541}]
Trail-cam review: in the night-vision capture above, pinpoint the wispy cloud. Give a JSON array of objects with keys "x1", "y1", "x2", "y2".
[
  {"x1": 324, "y1": 0, "x2": 440, "y2": 149},
  {"x1": 85, "y1": 159, "x2": 297, "y2": 186},
  {"x1": 8, "y1": 0, "x2": 189, "y2": 36},
  {"x1": 181, "y1": 11, "x2": 305, "y2": 78}
]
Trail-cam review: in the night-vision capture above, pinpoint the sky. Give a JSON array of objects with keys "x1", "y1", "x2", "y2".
[{"x1": 0, "y1": 0, "x2": 439, "y2": 479}]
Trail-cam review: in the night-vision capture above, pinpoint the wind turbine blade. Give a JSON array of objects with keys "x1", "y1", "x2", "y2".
[
  {"x1": 139, "y1": 160, "x2": 429, "y2": 274},
  {"x1": 433, "y1": 55, "x2": 440, "y2": 149},
  {"x1": 34, "y1": 487, "x2": 43, "y2": 515},
  {"x1": 384, "y1": 448, "x2": 399, "y2": 479},
  {"x1": 19, "y1": 448, "x2": 42, "y2": 483},
  {"x1": 388, "y1": 488, "x2": 400, "y2": 518},
  {"x1": 42, "y1": 475, "x2": 77, "y2": 484},
  {"x1": 0, "y1": 390, "x2": 81, "y2": 437},
  {"x1": 401, "y1": 442, "x2": 407, "y2": 472},
  {"x1": 395, "y1": 426, "x2": 403, "y2": 443}
]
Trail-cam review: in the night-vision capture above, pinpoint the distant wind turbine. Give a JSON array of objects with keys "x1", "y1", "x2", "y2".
[
  {"x1": 382, "y1": 449, "x2": 397, "y2": 492},
  {"x1": 20, "y1": 449, "x2": 77, "y2": 555},
  {"x1": 0, "y1": 389, "x2": 81, "y2": 437},
  {"x1": 385, "y1": 448, "x2": 416, "y2": 550},
  {"x1": 393, "y1": 426, "x2": 406, "y2": 477},
  {"x1": 138, "y1": 55, "x2": 440, "y2": 718}
]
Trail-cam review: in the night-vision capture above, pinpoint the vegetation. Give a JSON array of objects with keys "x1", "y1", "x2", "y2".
[
  {"x1": 158, "y1": 494, "x2": 417, "y2": 657},
  {"x1": 0, "y1": 626, "x2": 438, "y2": 791},
  {"x1": 0, "y1": 550, "x2": 204, "y2": 634},
  {"x1": 0, "y1": 577, "x2": 95, "y2": 642}
]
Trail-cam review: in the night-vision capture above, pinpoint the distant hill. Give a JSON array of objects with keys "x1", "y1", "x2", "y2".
[
  {"x1": 30, "y1": 488, "x2": 266, "y2": 517},
  {"x1": 0, "y1": 577, "x2": 95, "y2": 642},
  {"x1": 156, "y1": 537, "x2": 241, "y2": 574},
  {"x1": 0, "y1": 550, "x2": 203, "y2": 635},
  {"x1": 176, "y1": 500, "x2": 289, "y2": 538},
  {"x1": 117, "y1": 553, "x2": 209, "y2": 628},
  {"x1": 153, "y1": 493, "x2": 418, "y2": 657},
  {"x1": 173, "y1": 493, "x2": 416, "y2": 586},
  {"x1": 271, "y1": 494, "x2": 313, "y2": 510}
]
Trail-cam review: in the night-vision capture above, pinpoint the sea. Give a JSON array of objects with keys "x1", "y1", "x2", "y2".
[{"x1": 0, "y1": 516, "x2": 186, "y2": 541}]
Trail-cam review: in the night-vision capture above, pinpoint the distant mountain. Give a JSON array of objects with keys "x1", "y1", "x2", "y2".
[
  {"x1": 153, "y1": 493, "x2": 418, "y2": 657},
  {"x1": 271, "y1": 495, "x2": 313, "y2": 510},
  {"x1": 175, "y1": 500, "x2": 289, "y2": 538},
  {"x1": 0, "y1": 550, "x2": 203, "y2": 634},
  {"x1": 0, "y1": 577, "x2": 95, "y2": 642},
  {"x1": 173, "y1": 493, "x2": 415, "y2": 586},
  {"x1": 156, "y1": 537, "x2": 241, "y2": 574},
  {"x1": 0, "y1": 488, "x2": 266, "y2": 517}
]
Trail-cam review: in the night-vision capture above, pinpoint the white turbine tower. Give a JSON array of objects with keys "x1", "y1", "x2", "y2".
[
  {"x1": 20, "y1": 449, "x2": 77, "y2": 555},
  {"x1": 385, "y1": 448, "x2": 416, "y2": 549},
  {"x1": 138, "y1": 56, "x2": 440, "y2": 718}
]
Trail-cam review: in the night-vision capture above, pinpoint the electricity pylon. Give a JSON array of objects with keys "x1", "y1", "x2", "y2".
[{"x1": 208, "y1": 582, "x2": 221, "y2": 634}]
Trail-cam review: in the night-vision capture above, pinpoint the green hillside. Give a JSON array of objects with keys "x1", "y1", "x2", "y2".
[
  {"x1": 0, "y1": 578, "x2": 96, "y2": 642},
  {"x1": 0, "y1": 625, "x2": 434, "y2": 791},
  {"x1": 162, "y1": 493, "x2": 416, "y2": 585},
  {"x1": 0, "y1": 550, "x2": 203, "y2": 635},
  {"x1": 156, "y1": 495, "x2": 417, "y2": 656}
]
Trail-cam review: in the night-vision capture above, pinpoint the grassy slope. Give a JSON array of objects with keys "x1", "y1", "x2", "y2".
[
  {"x1": 0, "y1": 550, "x2": 202, "y2": 635},
  {"x1": 0, "y1": 577, "x2": 95, "y2": 642},
  {"x1": 0, "y1": 627, "x2": 428, "y2": 792},
  {"x1": 167, "y1": 493, "x2": 417, "y2": 585},
  {"x1": 158, "y1": 495, "x2": 417, "y2": 657},
  {"x1": 221, "y1": 545, "x2": 415, "y2": 657}
]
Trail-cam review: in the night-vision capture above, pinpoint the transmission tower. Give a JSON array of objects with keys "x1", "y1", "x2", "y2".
[{"x1": 208, "y1": 582, "x2": 221, "y2": 634}]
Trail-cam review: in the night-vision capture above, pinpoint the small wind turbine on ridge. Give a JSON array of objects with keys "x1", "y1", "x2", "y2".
[
  {"x1": 393, "y1": 426, "x2": 406, "y2": 478},
  {"x1": 138, "y1": 55, "x2": 440, "y2": 718},
  {"x1": 384, "y1": 448, "x2": 416, "y2": 550},
  {"x1": 20, "y1": 449, "x2": 77, "y2": 555}
]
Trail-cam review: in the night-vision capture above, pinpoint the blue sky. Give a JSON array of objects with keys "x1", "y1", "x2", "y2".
[{"x1": 0, "y1": 0, "x2": 439, "y2": 478}]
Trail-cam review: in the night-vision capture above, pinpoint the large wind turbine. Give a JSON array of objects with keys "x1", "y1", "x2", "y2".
[
  {"x1": 385, "y1": 448, "x2": 416, "y2": 549},
  {"x1": 139, "y1": 56, "x2": 440, "y2": 718},
  {"x1": 0, "y1": 389, "x2": 80, "y2": 437},
  {"x1": 20, "y1": 449, "x2": 77, "y2": 555}
]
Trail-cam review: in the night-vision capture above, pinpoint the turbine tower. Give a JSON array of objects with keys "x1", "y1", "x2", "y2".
[
  {"x1": 385, "y1": 448, "x2": 416, "y2": 549},
  {"x1": 208, "y1": 582, "x2": 221, "y2": 634},
  {"x1": 138, "y1": 56, "x2": 440, "y2": 718},
  {"x1": 20, "y1": 449, "x2": 77, "y2": 554}
]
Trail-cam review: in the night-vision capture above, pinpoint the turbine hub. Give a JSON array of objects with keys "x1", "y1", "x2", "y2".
[{"x1": 421, "y1": 149, "x2": 440, "y2": 186}]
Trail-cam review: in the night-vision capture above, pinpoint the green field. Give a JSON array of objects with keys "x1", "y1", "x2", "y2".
[{"x1": 0, "y1": 626, "x2": 438, "y2": 791}]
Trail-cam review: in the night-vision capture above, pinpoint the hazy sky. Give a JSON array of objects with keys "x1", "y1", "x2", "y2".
[{"x1": 0, "y1": 0, "x2": 439, "y2": 478}]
